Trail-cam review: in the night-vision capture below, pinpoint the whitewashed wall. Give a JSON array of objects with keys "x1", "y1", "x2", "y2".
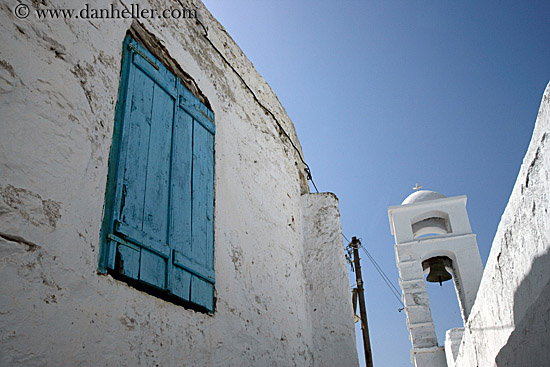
[
  {"x1": 453, "y1": 83, "x2": 550, "y2": 367},
  {"x1": 0, "y1": 0, "x2": 357, "y2": 365},
  {"x1": 302, "y1": 193, "x2": 360, "y2": 367}
]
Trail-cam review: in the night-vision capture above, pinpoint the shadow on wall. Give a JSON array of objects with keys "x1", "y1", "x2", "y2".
[{"x1": 495, "y1": 248, "x2": 550, "y2": 366}]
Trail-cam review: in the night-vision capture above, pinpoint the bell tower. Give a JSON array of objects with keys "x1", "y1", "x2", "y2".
[{"x1": 387, "y1": 189, "x2": 483, "y2": 367}]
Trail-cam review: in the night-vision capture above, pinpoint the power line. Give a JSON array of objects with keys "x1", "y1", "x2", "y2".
[
  {"x1": 359, "y1": 244, "x2": 404, "y2": 308},
  {"x1": 343, "y1": 233, "x2": 351, "y2": 243},
  {"x1": 359, "y1": 243, "x2": 401, "y2": 296},
  {"x1": 345, "y1": 234, "x2": 404, "y2": 310}
]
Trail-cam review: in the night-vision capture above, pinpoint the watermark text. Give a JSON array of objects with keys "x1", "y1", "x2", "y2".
[{"x1": 13, "y1": 3, "x2": 197, "y2": 20}]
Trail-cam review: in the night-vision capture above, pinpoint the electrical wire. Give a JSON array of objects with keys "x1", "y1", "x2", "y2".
[
  {"x1": 342, "y1": 233, "x2": 350, "y2": 244},
  {"x1": 189, "y1": 9, "x2": 319, "y2": 193},
  {"x1": 359, "y1": 242, "x2": 401, "y2": 296},
  {"x1": 359, "y1": 244, "x2": 403, "y2": 305},
  {"x1": 344, "y1": 234, "x2": 405, "y2": 310}
]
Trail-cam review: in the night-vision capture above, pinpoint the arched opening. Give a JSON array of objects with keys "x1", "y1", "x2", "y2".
[
  {"x1": 411, "y1": 210, "x2": 451, "y2": 239},
  {"x1": 422, "y1": 256, "x2": 463, "y2": 345}
]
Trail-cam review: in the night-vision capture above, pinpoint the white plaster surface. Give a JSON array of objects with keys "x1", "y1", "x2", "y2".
[
  {"x1": 389, "y1": 195, "x2": 473, "y2": 244},
  {"x1": 453, "y1": 83, "x2": 550, "y2": 367},
  {"x1": 302, "y1": 193, "x2": 360, "y2": 367},
  {"x1": 389, "y1": 195, "x2": 483, "y2": 325},
  {"x1": 0, "y1": 1, "x2": 357, "y2": 366},
  {"x1": 411, "y1": 346, "x2": 446, "y2": 367},
  {"x1": 444, "y1": 327, "x2": 464, "y2": 367},
  {"x1": 402, "y1": 190, "x2": 447, "y2": 205}
]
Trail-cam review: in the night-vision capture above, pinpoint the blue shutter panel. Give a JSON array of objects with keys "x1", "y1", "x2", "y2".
[
  {"x1": 110, "y1": 38, "x2": 176, "y2": 288},
  {"x1": 169, "y1": 101, "x2": 194, "y2": 301},
  {"x1": 170, "y1": 83, "x2": 215, "y2": 311},
  {"x1": 119, "y1": 64, "x2": 152, "y2": 233},
  {"x1": 110, "y1": 43, "x2": 156, "y2": 282},
  {"x1": 190, "y1": 120, "x2": 215, "y2": 311},
  {"x1": 138, "y1": 83, "x2": 175, "y2": 289},
  {"x1": 115, "y1": 240, "x2": 140, "y2": 279}
]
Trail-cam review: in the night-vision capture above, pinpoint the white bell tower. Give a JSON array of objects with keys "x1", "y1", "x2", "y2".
[{"x1": 387, "y1": 189, "x2": 483, "y2": 367}]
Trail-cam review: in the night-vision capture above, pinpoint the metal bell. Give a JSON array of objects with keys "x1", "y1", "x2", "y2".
[{"x1": 424, "y1": 257, "x2": 452, "y2": 286}]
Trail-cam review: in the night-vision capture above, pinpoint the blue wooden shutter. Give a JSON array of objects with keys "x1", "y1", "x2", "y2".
[
  {"x1": 101, "y1": 36, "x2": 215, "y2": 311},
  {"x1": 110, "y1": 37, "x2": 177, "y2": 290},
  {"x1": 171, "y1": 84, "x2": 216, "y2": 311}
]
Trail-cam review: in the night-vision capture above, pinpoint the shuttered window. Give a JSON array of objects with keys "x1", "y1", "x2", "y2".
[{"x1": 99, "y1": 36, "x2": 215, "y2": 312}]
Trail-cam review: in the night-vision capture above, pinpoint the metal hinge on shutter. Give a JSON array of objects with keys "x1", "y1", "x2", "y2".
[
  {"x1": 128, "y1": 43, "x2": 159, "y2": 70},
  {"x1": 108, "y1": 233, "x2": 140, "y2": 251},
  {"x1": 197, "y1": 108, "x2": 214, "y2": 123}
]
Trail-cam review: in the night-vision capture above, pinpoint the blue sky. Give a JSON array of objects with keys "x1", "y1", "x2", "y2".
[{"x1": 202, "y1": 1, "x2": 550, "y2": 365}]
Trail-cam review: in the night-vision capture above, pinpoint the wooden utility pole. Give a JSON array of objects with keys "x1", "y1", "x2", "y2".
[{"x1": 351, "y1": 236, "x2": 374, "y2": 367}]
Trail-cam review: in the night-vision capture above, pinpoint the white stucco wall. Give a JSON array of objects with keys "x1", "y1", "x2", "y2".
[
  {"x1": 302, "y1": 193, "x2": 360, "y2": 367},
  {"x1": 444, "y1": 327, "x2": 464, "y2": 367},
  {"x1": 454, "y1": 82, "x2": 550, "y2": 367},
  {"x1": 0, "y1": 0, "x2": 356, "y2": 365}
]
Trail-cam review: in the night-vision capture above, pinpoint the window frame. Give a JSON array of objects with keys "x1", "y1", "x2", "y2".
[{"x1": 98, "y1": 35, "x2": 215, "y2": 312}]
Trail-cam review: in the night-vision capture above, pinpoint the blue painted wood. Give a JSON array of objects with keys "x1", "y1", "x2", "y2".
[
  {"x1": 191, "y1": 122, "x2": 215, "y2": 268},
  {"x1": 179, "y1": 86, "x2": 215, "y2": 122},
  {"x1": 128, "y1": 38, "x2": 177, "y2": 94},
  {"x1": 115, "y1": 40, "x2": 168, "y2": 283},
  {"x1": 173, "y1": 250, "x2": 214, "y2": 282},
  {"x1": 191, "y1": 276, "x2": 214, "y2": 312},
  {"x1": 142, "y1": 84, "x2": 173, "y2": 245},
  {"x1": 189, "y1": 112, "x2": 215, "y2": 309},
  {"x1": 117, "y1": 243, "x2": 140, "y2": 280},
  {"x1": 132, "y1": 53, "x2": 177, "y2": 99},
  {"x1": 119, "y1": 66, "x2": 153, "y2": 232},
  {"x1": 99, "y1": 36, "x2": 137, "y2": 273},
  {"x1": 108, "y1": 233, "x2": 140, "y2": 251},
  {"x1": 171, "y1": 263, "x2": 192, "y2": 301},
  {"x1": 179, "y1": 91, "x2": 216, "y2": 135},
  {"x1": 140, "y1": 249, "x2": 166, "y2": 289},
  {"x1": 114, "y1": 221, "x2": 170, "y2": 258},
  {"x1": 169, "y1": 80, "x2": 216, "y2": 310},
  {"x1": 169, "y1": 99, "x2": 193, "y2": 295},
  {"x1": 105, "y1": 239, "x2": 117, "y2": 270}
]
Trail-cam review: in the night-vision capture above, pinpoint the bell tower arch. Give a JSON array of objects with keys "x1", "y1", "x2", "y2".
[{"x1": 388, "y1": 190, "x2": 483, "y2": 367}]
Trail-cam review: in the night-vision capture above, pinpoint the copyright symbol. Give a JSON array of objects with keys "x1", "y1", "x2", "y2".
[{"x1": 14, "y1": 4, "x2": 30, "y2": 19}]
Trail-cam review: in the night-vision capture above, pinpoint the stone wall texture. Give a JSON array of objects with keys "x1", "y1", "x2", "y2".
[
  {"x1": 302, "y1": 193, "x2": 360, "y2": 367},
  {"x1": 454, "y1": 82, "x2": 550, "y2": 366},
  {"x1": 0, "y1": 0, "x2": 357, "y2": 366}
]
